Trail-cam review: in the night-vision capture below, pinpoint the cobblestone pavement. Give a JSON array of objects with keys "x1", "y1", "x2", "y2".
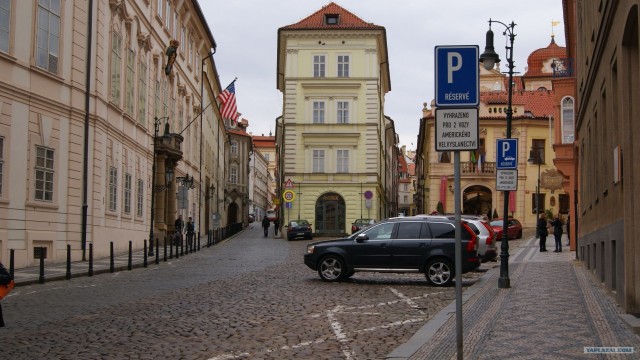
[
  {"x1": 390, "y1": 234, "x2": 640, "y2": 360},
  {"x1": 1, "y1": 225, "x2": 493, "y2": 360}
]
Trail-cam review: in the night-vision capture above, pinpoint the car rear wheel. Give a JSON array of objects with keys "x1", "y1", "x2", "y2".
[
  {"x1": 318, "y1": 255, "x2": 346, "y2": 282},
  {"x1": 425, "y1": 258, "x2": 454, "y2": 286}
]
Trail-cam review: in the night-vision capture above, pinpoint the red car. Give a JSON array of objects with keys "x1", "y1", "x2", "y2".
[{"x1": 490, "y1": 218, "x2": 523, "y2": 239}]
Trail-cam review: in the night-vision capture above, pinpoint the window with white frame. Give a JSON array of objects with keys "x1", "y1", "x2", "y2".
[
  {"x1": 336, "y1": 149, "x2": 349, "y2": 173},
  {"x1": 138, "y1": 59, "x2": 147, "y2": 126},
  {"x1": 165, "y1": 0, "x2": 171, "y2": 27},
  {"x1": 561, "y1": 97, "x2": 575, "y2": 144},
  {"x1": 313, "y1": 149, "x2": 325, "y2": 173},
  {"x1": 181, "y1": 25, "x2": 186, "y2": 48},
  {"x1": 337, "y1": 55, "x2": 349, "y2": 77},
  {"x1": 231, "y1": 140, "x2": 238, "y2": 154},
  {"x1": 36, "y1": 0, "x2": 60, "y2": 74},
  {"x1": 313, "y1": 101, "x2": 325, "y2": 124},
  {"x1": 0, "y1": 137, "x2": 3, "y2": 196},
  {"x1": 136, "y1": 179, "x2": 143, "y2": 217},
  {"x1": 35, "y1": 146, "x2": 54, "y2": 201},
  {"x1": 124, "y1": 173, "x2": 132, "y2": 214},
  {"x1": 125, "y1": 49, "x2": 135, "y2": 115},
  {"x1": 313, "y1": 55, "x2": 325, "y2": 77},
  {"x1": 337, "y1": 101, "x2": 349, "y2": 124},
  {"x1": 108, "y1": 166, "x2": 117, "y2": 211},
  {"x1": 230, "y1": 166, "x2": 238, "y2": 184},
  {"x1": 0, "y1": 0, "x2": 10, "y2": 53},
  {"x1": 157, "y1": 0, "x2": 163, "y2": 19},
  {"x1": 110, "y1": 33, "x2": 122, "y2": 106}
]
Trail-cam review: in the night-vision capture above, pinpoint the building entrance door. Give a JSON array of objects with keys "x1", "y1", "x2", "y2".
[
  {"x1": 463, "y1": 185, "x2": 493, "y2": 217},
  {"x1": 314, "y1": 192, "x2": 346, "y2": 235}
]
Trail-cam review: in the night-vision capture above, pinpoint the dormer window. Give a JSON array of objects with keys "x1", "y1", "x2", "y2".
[{"x1": 325, "y1": 14, "x2": 339, "y2": 25}]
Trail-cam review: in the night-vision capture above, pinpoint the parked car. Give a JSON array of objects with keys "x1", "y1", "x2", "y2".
[
  {"x1": 248, "y1": 214, "x2": 255, "y2": 223},
  {"x1": 463, "y1": 216, "x2": 497, "y2": 262},
  {"x1": 490, "y1": 218, "x2": 523, "y2": 239},
  {"x1": 287, "y1": 219, "x2": 313, "y2": 241},
  {"x1": 304, "y1": 215, "x2": 480, "y2": 286},
  {"x1": 351, "y1": 218, "x2": 376, "y2": 234}
]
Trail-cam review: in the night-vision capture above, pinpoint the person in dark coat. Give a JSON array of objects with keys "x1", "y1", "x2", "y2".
[
  {"x1": 551, "y1": 215, "x2": 564, "y2": 252},
  {"x1": 262, "y1": 216, "x2": 270, "y2": 237},
  {"x1": 0, "y1": 262, "x2": 13, "y2": 327},
  {"x1": 273, "y1": 219, "x2": 280, "y2": 236},
  {"x1": 537, "y1": 214, "x2": 549, "y2": 252}
]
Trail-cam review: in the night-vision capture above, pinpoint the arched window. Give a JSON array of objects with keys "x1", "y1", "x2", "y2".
[{"x1": 561, "y1": 97, "x2": 575, "y2": 144}]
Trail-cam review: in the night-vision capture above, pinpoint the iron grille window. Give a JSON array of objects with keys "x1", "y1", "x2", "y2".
[
  {"x1": 109, "y1": 166, "x2": 117, "y2": 211},
  {"x1": 136, "y1": 179, "x2": 144, "y2": 217},
  {"x1": 35, "y1": 146, "x2": 54, "y2": 201},
  {"x1": 124, "y1": 173, "x2": 132, "y2": 214},
  {"x1": 33, "y1": 246, "x2": 48, "y2": 260}
]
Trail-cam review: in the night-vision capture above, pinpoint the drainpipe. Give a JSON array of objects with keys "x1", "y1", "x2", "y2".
[{"x1": 81, "y1": 0, "x2": 94, "y2": 261}]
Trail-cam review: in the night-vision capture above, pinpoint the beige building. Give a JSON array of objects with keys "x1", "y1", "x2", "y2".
[
  {"x1": 572, "y1": 0, "x2": 640, "y2": 313},
  {"x1": 252, "y1": 134, "x2": 277, "y2": 211},
  {"x1": 0, "y1": 0, "x2": 228, "y2": 268},
  {"x1": 275, "y1": 2, "x2": 397, "y2": 234},
  {"x1": 416, "y1": 38, "x2": 569, "y2": 230},
  {"x1": 248, "y1": 147, "x2": 270, "y2": 221},
  {"x1": 225, "y1": 120, "x2": 252, "y2": 226}
]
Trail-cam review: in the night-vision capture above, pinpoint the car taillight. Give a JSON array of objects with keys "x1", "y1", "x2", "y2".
[
  {"x1": 352, "y1": 225, "x2": 357, "y2": 232},
  {"x1": 463, "y1": 224, "x2": 478, "y2": 252},
  {"x1": 481, "y1": 222, "x2": 494, "y2": 245}
]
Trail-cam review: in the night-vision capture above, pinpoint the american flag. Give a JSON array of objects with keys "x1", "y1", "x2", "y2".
[{"x1": 217, "y1": 81, "x2": 238, "y2": 121}]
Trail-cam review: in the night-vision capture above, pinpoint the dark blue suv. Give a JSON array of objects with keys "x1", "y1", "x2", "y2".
[{"x1": 304, "y1": 215, "x2": 480, "y2": 286}]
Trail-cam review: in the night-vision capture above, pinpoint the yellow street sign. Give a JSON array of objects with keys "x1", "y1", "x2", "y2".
[{"x1": 283, "y1": 189, "x2": 295, "y2": 202}]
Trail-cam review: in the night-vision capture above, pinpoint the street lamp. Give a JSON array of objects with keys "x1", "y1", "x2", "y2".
[
  {"x1": 148, "y1": 116, "x2": 173, "y2": 256},
  {"x1": 480, "y1": 18, "x2": 516, "y2": 289},
  {"x1": 528, "y1": 145, "x2": 543, "y2": 236}
]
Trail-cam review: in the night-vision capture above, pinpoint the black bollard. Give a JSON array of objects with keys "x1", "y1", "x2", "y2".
[
  {"x1": 181, "y1": 236, "x2": 184, "y2": 256},
  {"x1": 88, "y1": 243, "x2": 94, "y2": 277},
  {"x1": 163, "y1": 239, "x2": 167, "y2": 262},
  {"x1": 128, "y1": 241, "x2": 132, "y2": 270},
  {"x1": 143, "y1": 240, "x2": 148, "y2": 268},
  {"x1": 39, "y1": 246, "x2": 45, "y2": 284},
  {"x1": 10, "y1": 249, "x2": 15, "y2": 279},
  {"x1": 197, "y1": 232, "x2": 201, "y2": 251},
  {"x1": 169, "y1": 236, "x2": 174, "y2": 259},
  {"x1": 110, "y1": 242, "x2": 114, "y2": 273},
  {"x1": 155, "y1": 239, "x2": 159, "y2": 264},
  {"x1": 176, "y1": 236, "x2": 180, "y2": 258},
  {"x1": 66, "y1": 245, "x2": 71, "y2": 279}
]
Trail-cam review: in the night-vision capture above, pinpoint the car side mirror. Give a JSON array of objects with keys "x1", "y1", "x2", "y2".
[{"x1": 355, "y1": 233, "x2": 368, "y2": 243}]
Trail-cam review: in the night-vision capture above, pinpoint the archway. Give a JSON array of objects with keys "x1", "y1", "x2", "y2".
[
  {"x1": 227, "y1": 202, "x2": 239, "y2": 225},
  {"x1": 463, "y1": 185, "x2": 493, "y2": 218},
  {"x1": 314, "y1": 192, "x2": 346, "y2": 235}
]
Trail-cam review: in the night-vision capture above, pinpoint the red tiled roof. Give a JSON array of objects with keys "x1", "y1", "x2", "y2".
[
  {"x1": 523, "y1": 37, "x2": 567, "y2": 77},
  {"x1": 480, "y1": 89, "x2": 556, "y2": 118},
  {"x1": 398, "y1": 154, "x2": 408, "y2": 172},
  {"x1": 253, "y1": 135, "x2": 276, "y2": 147},
  {"x1": 228, "y1": 128, "x2": 252, "y2": 138},
  {"x1": 280, "y1": 2, "x2": 384, "y2": 30}
]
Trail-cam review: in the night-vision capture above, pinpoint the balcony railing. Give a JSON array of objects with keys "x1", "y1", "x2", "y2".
[{"x1": 461, "y1": 161, "x2": 495, "y2": 175}]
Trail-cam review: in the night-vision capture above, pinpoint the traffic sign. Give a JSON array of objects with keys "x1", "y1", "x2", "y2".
[
  {"x1": 284, "y1": 178, "x2": 294, "y2": 189},
  {"x1": 496, "y1": 169, "x2": 518, "y2": 191},
  {"x1": 283, "y1": 189, "x2": 295, "y2": 202},
  {"x1": 496, "y1": 139, "x2": 518, "y2": 169},
  {"x1": 435, "y1": 108, "x2": 479, "y2": 151},
  {"x1": 435, "y1": 45, "x2": 479, "y2": 107},
  {"x1": 364, "y1": 190, "x2": 373, "y2": 200}
]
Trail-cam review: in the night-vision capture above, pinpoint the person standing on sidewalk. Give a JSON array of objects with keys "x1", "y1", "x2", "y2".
[
  {"x1": 551, "y1": 215, "x2": 564, "y2": 252},
  {"x1": 537, "y1": 213, "x2": 549, "y2": 252},
  {"x1": 262, "y1": 216, "x2": 270, "y2": 237},
  {"x1": 0, "y1": 262, "x2": 14, "y2": 327},
  {"x1": 186, "y1": 217, "x2": 195, "y2": 250},
  {"x1": 273, "y1": 219, "x2": 280, "y2": 236},
  {"x1": 174, "y1": 215, "x2": 184, "y2": 246}
]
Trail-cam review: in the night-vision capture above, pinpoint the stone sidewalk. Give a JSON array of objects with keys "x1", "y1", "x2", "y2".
[{"x1": 388, "y1": 236, "x2": 640, "y2": 359}]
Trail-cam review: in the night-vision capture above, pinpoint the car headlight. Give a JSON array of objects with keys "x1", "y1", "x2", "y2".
[{"x1": 306, "y1": 245, "x2": 315, "y2": 254}]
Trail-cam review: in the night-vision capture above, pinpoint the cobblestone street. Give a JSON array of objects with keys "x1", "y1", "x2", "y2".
[{"x1": 0, "y1": 226, "x2": 493, "y2": 360}]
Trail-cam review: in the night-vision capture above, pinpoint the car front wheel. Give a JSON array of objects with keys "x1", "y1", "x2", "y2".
[
  {"x1": 425, "y1": 258, "x2": 454, "y2": 286},
  {"x1": 318, "y1": 255, "x2": 346, "y2": 282}
]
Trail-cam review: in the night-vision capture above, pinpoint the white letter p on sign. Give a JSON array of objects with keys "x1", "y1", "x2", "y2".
[
  {"x1": 501, "y1": 141, "x2": 510, "y2": 157},
  {"x1": 447, "y1": 52, "x2": 462, "y2": 83}
]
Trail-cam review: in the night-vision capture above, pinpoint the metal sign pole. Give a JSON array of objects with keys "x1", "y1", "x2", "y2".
[{"x1": 454, "y1": 151, "x2": 463, "y2": 358}]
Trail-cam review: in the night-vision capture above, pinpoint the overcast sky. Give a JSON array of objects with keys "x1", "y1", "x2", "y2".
[{"x1": 200, "y1": 1, "x2": 565, "y2": 150}]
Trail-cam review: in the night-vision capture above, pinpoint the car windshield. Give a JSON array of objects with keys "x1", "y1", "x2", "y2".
[
  {"x1": 291, "y1": 220, "x2": 308, "y2": 226},
  {"x1": 490, "y1": 220, "x2": 506, "y2": 227}
]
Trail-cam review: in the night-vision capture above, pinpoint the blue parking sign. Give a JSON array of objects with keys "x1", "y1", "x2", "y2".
[
  {"x1": 496, "y1": 139, "x2": 518, "y2": 169},
  {"x1": 435, "y1": 45, "x2": 479, "y2": 107}
]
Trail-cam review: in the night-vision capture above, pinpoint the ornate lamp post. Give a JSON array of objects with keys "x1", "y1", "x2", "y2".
[
  {"x1": 480, "y1": 19, "x2": 516, "y2": 289},
  {"x1": 528, "y1": 145, "x2": 543, "y2": 236},
  {"x1": 148, "y1": 116, "x2": 174, "y2": 256}
]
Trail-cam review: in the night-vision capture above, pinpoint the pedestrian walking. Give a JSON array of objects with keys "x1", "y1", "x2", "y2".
[
  {"x1": 0, "y1": 262, "x2": 15, "y2": 327},
  {"x1": 186, "y1": 216, "x2": 195, "y2": 250},
  {"x1": 174, "y1": 215, "x2": 184, "y2": 246},
  {"x1": 273, "y1": 219, "x2": 280, "y2": 236},
  {"x1": 566, "y1": 215, "x2": 571, "y2": 246},
  {"x1": 551, "y1": 215, "x2": 564, "y2": 252},
  {"x1": 262, "y1": 216, "x2": 270, "y2": 237},
  {"x1": 537, "y1": 214, "x2": 549, "y2": 252}
]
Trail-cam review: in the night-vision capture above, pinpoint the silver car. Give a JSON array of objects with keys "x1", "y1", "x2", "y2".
[{"x1": 463, "y1": 216, "x2": 497, "y2": 263}]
